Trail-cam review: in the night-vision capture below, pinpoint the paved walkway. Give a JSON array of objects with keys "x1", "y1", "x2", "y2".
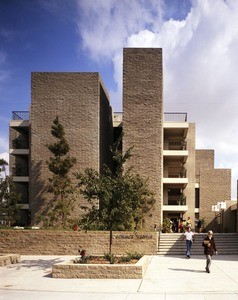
[{"x1": 0, "y1": 255, "x2": 238, "y2": 299}]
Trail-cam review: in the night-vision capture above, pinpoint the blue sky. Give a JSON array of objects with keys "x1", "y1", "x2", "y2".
[{"x1": 1, "y1": 0, "x2": 238, "y2": 199}]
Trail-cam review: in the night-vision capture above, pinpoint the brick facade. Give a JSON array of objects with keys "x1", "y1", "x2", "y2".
[
  {"x1": 123, "y1": 48, "x2": 163, "y2": 229},
  {"x1": 0, "y1": 230, "x2": 158, "y2": 255},
  {"x1": 8, "y1": 48, "x2": 235, "y2": 233},
  {"x1": 30, "y1": 73, "x2": 112, "y2": 224},
  {"x1": 196, "y1": 150, "x2": 231, "y2": 232}
]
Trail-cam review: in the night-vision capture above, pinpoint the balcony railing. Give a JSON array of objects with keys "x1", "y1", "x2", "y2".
[
  {"x1": 12, "y1": 111, "x2": 29, "y2": 120},
  {"x1": 168, "y1": 140, "x2": 187, "y2": 150},
  {"x1": 164, "y1": 113, "x2": 187, "y2": 122},
  {"x1": 111, "y1": 112, "x2": 188, "y2": 122},
  {"x1": 167, "y1": 197, "x2": 187, "y2": 205},
  {"x1": 20, "y1": 195, "x2": 29, "y2": 204},
  {"x1": 12, "y1": 139, "x2": 29, "y2": 149},
  {"x1": 12, "y1": 166, "x2": 29, "y2": 176},
  {"x1": 167, "y1": 171, "x2": 187, "y2": 178}
]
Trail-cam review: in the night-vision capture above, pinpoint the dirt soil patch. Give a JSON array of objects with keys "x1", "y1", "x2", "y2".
[{"x1": 74, "y1": 256, "x2": 139, "y2": 264}]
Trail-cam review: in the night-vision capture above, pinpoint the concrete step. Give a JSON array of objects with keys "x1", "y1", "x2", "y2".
[{"x1": 158, "y1": 233, "x2": 238, "y2": 255}]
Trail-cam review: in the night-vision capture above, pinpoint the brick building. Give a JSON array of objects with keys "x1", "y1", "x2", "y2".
[{"x1": 9, "y1": 48, "x2": 236, "y2": 232}]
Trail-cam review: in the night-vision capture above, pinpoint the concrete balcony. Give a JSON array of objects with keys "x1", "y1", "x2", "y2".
[
  {"x1": 12, "y1": 176, "x2": 29, "y2": 182},
  {"x1": 162, "y1": 205, "x2": 188, "y2": 212},
  {"x1": 163, "y1": 150, "x2": 188, "y2": 157},
  {"x1": 10, "y1": 149, "x2": 29, "y2": 155},
  {"x1": 17, "y1": 204, "x2": 29, "y2": 209},
  {"x1": 10, "y1": 120, "x2": 29, "y2": 128},
  {"x1": 163, "y1": 177, "x2": 188, "y2": 186},
  {"x1": 163, "y1": 150, "x2": 188, "y2": 164}
]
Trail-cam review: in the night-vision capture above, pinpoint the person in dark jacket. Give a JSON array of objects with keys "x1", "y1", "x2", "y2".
[{"x1": 202, "y1": 230, "x2": 218, "y2": 273}]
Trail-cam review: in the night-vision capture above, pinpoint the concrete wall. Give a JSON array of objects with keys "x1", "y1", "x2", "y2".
[
  {"x1": 123, "y1": 48, "x2": 163, "y2": 230},
  {"x1": 30, "y1": 73, "x2": 112, "y2": 224},
  {"x1": 183, "y1": 123, "x2": 196, "y2": 225},
  {"x1": 0, "y1": 230, "x2": 158, "y2": 255}
]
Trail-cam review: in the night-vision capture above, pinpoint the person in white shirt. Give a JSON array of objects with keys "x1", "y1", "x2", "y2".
[{"x1": 182, "y1": 226, "x2": 195, "y2": 258}]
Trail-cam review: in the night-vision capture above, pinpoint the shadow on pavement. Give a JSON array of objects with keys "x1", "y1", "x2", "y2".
[
  {"x1": 169, "y1": 268, "x2": 205, "y2": 273},
  {"x1": 7, "y1": 258, "x2": 65, "y2": 271}
]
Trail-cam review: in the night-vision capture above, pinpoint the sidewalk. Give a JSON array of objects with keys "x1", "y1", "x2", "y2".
[{"x1": 0, "y1": 255, "x2": 238, "y2": 299}]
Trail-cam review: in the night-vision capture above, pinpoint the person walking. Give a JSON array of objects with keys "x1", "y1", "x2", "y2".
[
  {"x1": 181, "y1": 226, "x2": 195, "y2": 258},
  {"x1": 202, "y1": 230, "x2": 218, "y2": 273}
]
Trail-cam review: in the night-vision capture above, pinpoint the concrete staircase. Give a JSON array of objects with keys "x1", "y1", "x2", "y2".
[{"x1": 158, "y1": 233, "x2": 238, "y2": 255}]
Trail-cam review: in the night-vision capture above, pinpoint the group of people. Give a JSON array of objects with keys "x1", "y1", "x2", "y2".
[
  {"x1": 170, "y1": 217, "x2": 193, "y2": 233},
  {"x1": 182, "y1": 226, "x2": 218, "y2": 273}
]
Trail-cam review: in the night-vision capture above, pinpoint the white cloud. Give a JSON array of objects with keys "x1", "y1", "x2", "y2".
[
  {"x1": 76, "y1": 0, "x2": 164, "y2": 62},
  {"x1": 0, "y1": 133, "x2": 9, "y2": 178},
  {"x1": 76, "y1": 0, "x2": 238, "y2": 198},
  {"x1": 0, "y1": 152, "x2": 9, "y2": 163},
  {"x1": 0, "y1": 152, "x2": 9, "y2": 178}
]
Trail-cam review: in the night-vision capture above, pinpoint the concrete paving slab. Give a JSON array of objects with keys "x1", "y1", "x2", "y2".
[{"x1": 0, "y1": 255, "x2": 238, "y2": 299}]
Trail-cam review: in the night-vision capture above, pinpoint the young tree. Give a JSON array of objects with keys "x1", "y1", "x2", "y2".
[
  {"x1": 0, "y1": 159, "x2": 22, "y2": 226},
  {"x1": 76, "y1": 135, "x2": 155, "y2": 254},
  {"x1": 44, "y1": 116, "x2": 76, "y2": 228}
]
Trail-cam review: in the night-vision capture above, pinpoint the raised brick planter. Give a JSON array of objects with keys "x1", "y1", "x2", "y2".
[
  {"x1": 52, "y1": 255, "x2": 151, "y2": 279},
  {"x1": 0, "y1": 254, "x2": 21, "y2": 267}
]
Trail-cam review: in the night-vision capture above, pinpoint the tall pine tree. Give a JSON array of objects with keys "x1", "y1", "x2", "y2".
[{"x1": 44, "y1": 116, "x2": 76, "y2": 228}]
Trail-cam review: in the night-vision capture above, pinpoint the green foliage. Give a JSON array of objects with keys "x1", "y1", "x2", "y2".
[
  {"x1": 118, "y1": 251, "x2": 143, "y2": 263},
  {"x1": 118, "y1": 255, "x2": 131, "y2": 263},
  {"x1": 73, "y1": 256, "x2": 89, "y2": 264},
  {"x1": 126, "y1": 251, "x2": 143, "y2": 260},
  {"x1": 0, "y1": 160, "x2": 22, "y2": 225},
  {"x1": 41, "y1": 116, "x2": 76, "y2": 228},
  {"x1": 162, "y1": 217, "x2": 172, "y2": 233},
  {"x1": 76, "y1": 133, "x2": 155, "y2": 253},
  {"x1": 103, "y1": 253, "x2": 116, "y2": 264}
]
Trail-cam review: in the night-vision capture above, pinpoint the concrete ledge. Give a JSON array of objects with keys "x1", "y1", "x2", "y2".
[
  {"x1": 52, "y1": 255, "x2": 151, "y2": 279},
  {"x1": 0, "y1": 254, "x2": 21, "y2": 267}
]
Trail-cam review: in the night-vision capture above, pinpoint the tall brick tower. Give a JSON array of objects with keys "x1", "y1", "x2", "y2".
[
  {"x1": 30, "y1": 72, "x2": 112, "y2": 224},
  {"x1": 123, "y1": 48, "x2": 164, "y2": 229}
]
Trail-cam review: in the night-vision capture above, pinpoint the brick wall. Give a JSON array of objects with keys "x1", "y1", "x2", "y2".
[
  {"x1": 195, "y1": 149, "x2": 231, "y2": 232},
  {"x1": 199, "y1": 168, "x2": 231, "y2": 232},
  {"x1": 0, "y1": 230, "x2": 158, "y2": 255},
  {"x1": 30, "y1": 73, "x2": 112, "y2": 224},
  {"x1": 123, "y1": 48, "x2": 163, "y2": 230},
  {"x1": 195, "y1": 149, "x2": 214, "y2": 182}
]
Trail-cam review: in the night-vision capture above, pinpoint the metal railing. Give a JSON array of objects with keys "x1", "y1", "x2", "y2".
[
  {"x1": 12, "y1": 111, "x2": 29, "y2": 120},
  {"x1": 12, "y1": 139, "x2": 29, "y2": 149},
  {"x1": 168, "y1": 140, "x2": 187, "y2": 150},
  {"x1": 167, "y1": 170, "x2": 187, "y2": 178},
  {"x1": 164, "y1": 112, "x2": 187, "y2": 122},
  {"x1": 11, "y1": 111, "x2": 186, "y2": 122},
  {"x1": 20, "y1": 195, "x2": 29, "y2": 204},
  {"x1": 167, "y1": 197, "x2": 187, "y2": 205},
  {"x1": 12, "y1": 166, "x2": 29, "y2": 176}
]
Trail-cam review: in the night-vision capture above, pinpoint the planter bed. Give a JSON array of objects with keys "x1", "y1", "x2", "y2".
[{"x1": 52, "y1": 255, "x2": 151, "y2": 279}]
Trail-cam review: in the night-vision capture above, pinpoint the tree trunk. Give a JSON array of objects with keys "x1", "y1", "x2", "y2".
[{"x1": 109, "y1": 228, "x2": 113, "y2": 254}]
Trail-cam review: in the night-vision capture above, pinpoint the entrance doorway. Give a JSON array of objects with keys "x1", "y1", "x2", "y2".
[{"x1": 163, "y1": 212, "x2": 184, "y2": 233}]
